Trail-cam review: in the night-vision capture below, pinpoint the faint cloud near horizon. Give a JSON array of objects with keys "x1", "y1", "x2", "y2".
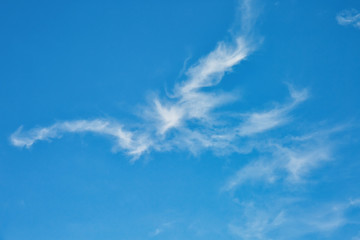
[
  {"x1": 228, "y1": 198, "x2": 360, "y2": 240},
  {"x1": 336, "y1": 9, "x2": 360, "y2": 29}
]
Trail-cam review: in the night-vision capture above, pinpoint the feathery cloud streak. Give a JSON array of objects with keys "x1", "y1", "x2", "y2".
[
  {"x1": 336, "y1": 9, "x2": 360, "y2": 29},
  {"x1": 11, "y1": 0, "x2": 300, "y2": 160},
  {"x1": 10, "y1": 0, "x2": 332, "y2": 191},
  {"x1": 224, "y1": 127, "x2": 341, "y2": 191},
  {"x1": 228, "y1": 199, "x2": 360, "y2": 240},
  {"x1": 11, "y1": 120, "x2": 150, "y2": 157},
  {"x1": 9, "y1": 1, "x2": 356, "y2": 239}
]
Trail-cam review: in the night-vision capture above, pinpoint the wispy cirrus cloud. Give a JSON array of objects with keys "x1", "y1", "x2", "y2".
[
  {"x1": 11, "y1": 120, "x2": 150, "y2": 158},
  {"x1": 224, "y1": 126, "x2": 342, "y2": 191},
  {"x1": 229, "y1": 203, "x2": 286, "y2": 240},
  {"x1": 237, "y1": 87, "x2": 308, "y2": 137},
  {"x1": 9, "y1": 0, "x2": 343, "y2": 188},
  {"x1": 11, "y1": 0, "x2": 305, "y2": 160},
  {"x1": 10, "y1": 1, "x2": 344, "y2": 201},
  {"x1": 229, "y1": 198, "x2": 360, "y2": 240},
  {"x1": 336, "y1": 9, "x2": 360, "y2": 29},
  {"x1": 8, "y1": 1, "x2": 356, "y2": 239},
  {"x1": 10, "y1": 85, "x2": 307, "y2": 160},
  {"x1": 149, "y1": 222, "x2": 174, "y2": 237},
  {"x1": 10, "y1": 0, "x2": 255, "y2": 158}
]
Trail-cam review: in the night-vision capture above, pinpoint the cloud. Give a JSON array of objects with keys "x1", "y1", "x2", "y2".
[
  {"x1": 12, "y1": 0, "x2": 304, "y2": 160},
  {"x1": 224, "y1": 126, "x2": 341, "y2": 191},
  {"x1": 229, "y1": 203, "x2": 286, "y2": 240},
  {"x1": 336, "y1": 9, "x2": 360, "y2": 29},
  {"x1": 10, "y1": 120, "x2": 151, "y2": 159},
  {"x1": 8, "y1": 0, "x2": 339, "y2": 191},
  {"x1": 225, "y1": 160, "x2": 278, "y2": 191},
  {"x1": 8, "y1": 1, "x2": 356, "y2": 239},
  {"x1": 237, "y1": 87, "x2": 308, "y2": 137},
  {"x1": 229, "y1": 199, "x2": 359, "y2": 240},
  {"x1": 149, "y1": 222, "x2": 174, "y2": 237}
]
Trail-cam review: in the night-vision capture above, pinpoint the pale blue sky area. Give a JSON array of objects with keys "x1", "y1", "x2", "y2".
[{"x1": 1, "y1": 0, "x2": 360, "y2": 239}]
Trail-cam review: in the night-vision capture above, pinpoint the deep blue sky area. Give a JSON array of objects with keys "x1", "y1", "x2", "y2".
[{"x1": 1, "y1": 0, "x2": 360, "y2": 239}]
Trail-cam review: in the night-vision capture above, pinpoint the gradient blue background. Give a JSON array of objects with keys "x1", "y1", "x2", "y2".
[{"x1": 1, "y1": 0, "x2": 360, "y2": 239}]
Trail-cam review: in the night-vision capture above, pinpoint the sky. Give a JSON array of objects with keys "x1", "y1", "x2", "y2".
[{"x1": 1, "y1": 0, "x2": 360, "y2": 239}]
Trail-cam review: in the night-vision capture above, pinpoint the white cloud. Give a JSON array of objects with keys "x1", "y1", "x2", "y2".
[
  {"x1": 229, "y1": 199, "x2": 359, "y2": 240},
  {"x1": 9, "y1": 0, "x2": 338, "y2": 186},
  {"x1": 148, "y1": 0, "x2": 258, "y2": 136},
  {"x1": 11, "y1": 81, "x2": 306, "y2": 161},
  {"x1": 336, "y1": 9, "x2": 360, "y2": 29},
  {"x1": 176, "y1": 37, "x2": 251, "y2": 95},
  {"x1": 237, "y1": 109, "x2": 288, "y2": 136},
  {"x1": 224, "y1": 161, "x2": 278, "y2": 191},
  {"x1": 154, "y1": 99, "x2": 185, "y2": 134},
  {"x1": 281, "y1": 144, "x2": 331, "y2": 182},
  {"x1": 13, "y1": 0, "x2": 296, "y2": 160},
  {"x1": 10, "y1": 120, "x2": 151, "y2": 160},
  {"x1": 149, "y1": 222, "x2": 174, "y2": 237},
  {"x1": 8, "y1": 1, "x2": 355, "y2": 239},
  {"x1": 150, "y1": 38, "x2": 253, "y2": 137},
  {"x1": 236, "y1": 87, "x2": 308, "y2": 137},
  {"x1": 224, "y1": 127, "x2": 340, "y2": 191},
  {"x1": 229, "y1": 210, "x2": 285, "y2": 240}
]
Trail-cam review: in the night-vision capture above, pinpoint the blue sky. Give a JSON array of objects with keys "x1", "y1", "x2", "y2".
[{"x1": 1, "y1": 0, "x2": 360, "y2": 239}]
